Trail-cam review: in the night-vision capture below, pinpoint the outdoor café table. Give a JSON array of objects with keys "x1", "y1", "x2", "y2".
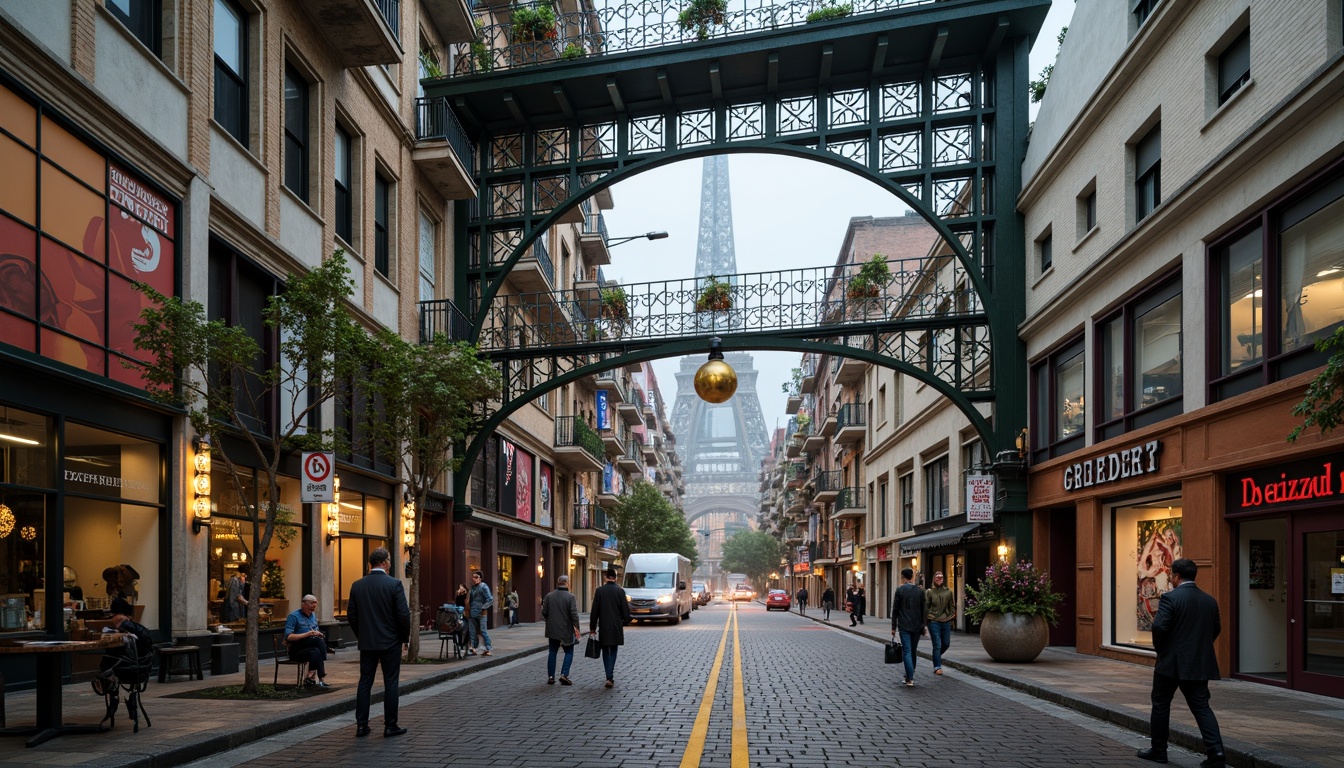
[{"x1": 0, "y1": 633, "x2": 127, "y2": 747}]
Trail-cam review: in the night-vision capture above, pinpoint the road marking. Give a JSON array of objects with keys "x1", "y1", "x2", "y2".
[
  {"x1": 678, "y1": 602, "x2": 733, "y2": 768},
  {"x1": 730, "y1": 605, "x2": 748, "y2": 768}
]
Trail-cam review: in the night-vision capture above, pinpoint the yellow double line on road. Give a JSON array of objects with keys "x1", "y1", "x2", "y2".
[{"x1": 678, "y1": 602, "x2": 748, "y2": 768}]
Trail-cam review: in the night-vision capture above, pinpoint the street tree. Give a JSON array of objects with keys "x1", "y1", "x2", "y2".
[
  {"x1": 1290, "y1": 326, "x2": 1344, "y2": 442},
  {"x1": 609, "y1": 480, "x2": 699, "y2": 566},
  {"x1": 132, "y1": 252, "x2": 367, "y2": 694},
  {"x1": 720, "y1": 529, "x2": 784, "y2": 592},
  {"x1": 363, "y1": 330, "x2": 500, "y2": 660}
]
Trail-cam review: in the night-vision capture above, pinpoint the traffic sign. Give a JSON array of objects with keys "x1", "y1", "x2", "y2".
[{"x1": 301, "y1": 452, "x2": 335, "y2": 503}]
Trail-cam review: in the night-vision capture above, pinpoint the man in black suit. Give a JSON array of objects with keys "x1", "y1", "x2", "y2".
[
  {"x1": 589, "y1": 567, "x2": 631, "y2": 688},
  {"x1": 1138, "y1": 558, "x2": 1225, "y2": 767},
  {"x1": 347, "y1": 547, "x2": 411, "y2": 738}
]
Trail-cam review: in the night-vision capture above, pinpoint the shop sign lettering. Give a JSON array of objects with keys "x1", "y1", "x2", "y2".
[
  {"x1": 1062, "y1": 440, "x2": 1162, "y2": 492},
  {"x1": 1238, "y1": 463, "x2": 1338, "y2": 509},
  {"x1": 63, "y1": 469, "x2": 151, "y2": 492}
]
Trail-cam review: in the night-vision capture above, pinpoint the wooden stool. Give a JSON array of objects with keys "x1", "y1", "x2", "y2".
[{"x1": 157, "y1": 645, "x2": 202, "y2": 682}]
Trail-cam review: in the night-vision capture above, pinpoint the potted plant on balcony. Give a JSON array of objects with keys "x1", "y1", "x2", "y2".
[
  {"x1": 847, "y1": 254, "x2": 891, "y2": 300},
  {"x1": 600, "y1": 286, "x2": 628, "y2": 324},
  {"x1": 695, "y1": 275, "x2": 733, "y2": 312},
  {"x1": 562, "y1": 42, "x2": 585, "y2": 61},
  {"x1": 511, "y1": 2, "x2": 558, "y2": 43},
  {"x1": 966, "y1": 559, "x2": 1064, "y2": 663},
  {"x1": 678, "y1": 0, "x2": 728, "y2": 41},
  {"x1": 806, "y1": 3, "x2": 852, "y2": 23}
]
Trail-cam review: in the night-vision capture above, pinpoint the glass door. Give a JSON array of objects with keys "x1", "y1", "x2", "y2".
[{"x1": 1295, "y1": 521, "x2": 1344, "y2": 696}]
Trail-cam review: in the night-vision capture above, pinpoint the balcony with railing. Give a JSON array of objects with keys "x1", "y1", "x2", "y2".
[
  {"x1": 835, "y1": 403, "x2": 865, "y2": 444},
  {"x1": 510, "y1": 237, "x2": 556, "y2": 294},
  {"x1": 800, "y1": 357, "x2": 818, "y2": 393},
  {"x1": 785, "y1": 460, "x2": 808, "y2": 489},
  {"x1": 554, "y1": 416, "x2": 604, "y2": 472},
  {"x1": 832, "y1": 487, "x2": 867, "y2": 520},
  {"x1": 301, "y1": 0, "x2": 402, "y2": 67},
  {"x1": 618, "y1": 385, "x2": 643, "y2": 425},
  {"x1": 413, "y1": 96, "x2": 476, "y2": 199},
  {"x1": 600, "y1": 418, "x2": 627, "y2": 456},
  {"x1": 834, "y1": 350, "x2": 869, "y2": 385},
  {"x1": 580, "y1": 206, "x2": 612, "y2": 265},
  {"x1": 416, "y1": 297, "x2": 473, "y2": 344},
  {"x1": 451, "y1": 0, "x2": 943, "y2": 75},
  {"x1": 619, "y1": 434, "x2": 644, "y2": 473},
  {"x1": 572, "y1": 502, "x2": 609, "y2": 541},
  {"x1": 812, "y1": 539, "x2": 839, "y2": 564},
  {"x1": 812, "y1": 470, "x2": 843, "y2": 504},
  {"x1": 785, "y1": 524, "x2": 805, "y2": 544}
]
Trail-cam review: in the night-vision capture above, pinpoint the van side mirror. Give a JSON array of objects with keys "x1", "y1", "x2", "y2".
[{"x1": 677, "y1": 581, "x2": 687, "y2": 590}]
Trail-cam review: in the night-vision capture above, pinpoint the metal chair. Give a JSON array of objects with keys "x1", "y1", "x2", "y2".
[
  {"x1": 271, "y1": 632, "x2": 308, "y2": 687},
  {"x1": 97, "y1": 643, "x2": 154, "y2": 733}
]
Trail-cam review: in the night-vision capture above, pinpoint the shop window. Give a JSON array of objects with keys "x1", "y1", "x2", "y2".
[
  {"x1": 1217, "y1": 27, "x2": 1251, "y2": 106},
  {"x1": 333, "y1": 486, "x2": 389, "y2": 617},
  {"x1": 334, "y1": 124, "x2": 353, "y2": 244},
  {"x1": 1108, "y1": 496, "x2": 1182, "y2": 649},
  {"x1": 1096, "y1": 276, "x2": 1183, "y2": 440},
  {"x1": 283, "y1": 64, "x2": 311, "y2": 203},
  {"x1": 1134, "y1": 124, "x2": 1161, "y2": 222},
  {"x1": 1212, "y1": 172, "x2": 1344, "y2": 401},
  {"x1": 207, "y1": 466, "x2": 303, "y2": 625},
  {"x1": 1031, "y1": 337, "x2": 1086, "y2": 462},
  {"x1": 924, "y1": 455, "x2": 949, "y2": 521},
  {"x1": 899, "y1": 473, "x2": 913, "y2": 532},
  {"x1": 107, "y1": 0, "x2": 163, "y2": 58},
  {"x1": 213, "y1": 0, "x2": 249, "y2": 148}
]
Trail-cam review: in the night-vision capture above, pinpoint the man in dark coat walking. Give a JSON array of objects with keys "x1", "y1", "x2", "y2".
[
  {"x1": 891, "y1": 567, "x2": 925, "y2": 687},
  {"x1": 1138, "y1": 558, "x2": 1225, "y2": 767},
  {"x1": 347, "y1": 547, "x2": 411, "y2": 738},
  {"x1": 589, "y1": 567, "x2": 631, "y2": 688},
  {"x1": 541, "y1": 574, "x2": 581, "y2": 685}
]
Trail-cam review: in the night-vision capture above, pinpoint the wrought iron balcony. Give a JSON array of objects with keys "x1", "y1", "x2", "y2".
[
  {"x1": 509, "y1": 237, "x2": 556, "y2": 293},
  {"x1": 451, "y1": 0, "x2": 943, "y2": 75},
  {"x1": 599, "y1": 419, "x2": 626, "y2": 456},
  {"x1": 413, "y1": 97, "x2": 476, "y2": 199},
  {"x1": 554, "y1": 416, "x2": 604, "y2": 471},
  {"x1": 572, "y1": 502, "x2": 609, "y2": 539},
  {"x1": 619, "y1": 435, "x2": 644, "y2": 473},
  {"x1": 785, "y1": 460, "x2": 807, "y2": 489},
  {"x1": 833, "y1": 487, "x2": 866, "y2": 519},
  {"x1": 579, "y1": 207, "x2": 611, "y2": 265},
  {"x1": 835, "y1": 403, "x2": 865, "y2": 444},
  {"x1": 800, "y1": 357, "x2": 818, "y2": 392},
  {"x1": 617, "y1": 386, "x2": 643, "y2": 425},
  {"x1": 812, "y1": 470, "x2": 843, "y2": 504},
  {"x1": 812, "y1": 539, "x2": 839, "y2": 563},
  {"x1": 417, "y1": 297, "x2": 473, "y2": 343}
]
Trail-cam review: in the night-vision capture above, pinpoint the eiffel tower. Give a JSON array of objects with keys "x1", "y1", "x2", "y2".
[{"x1": 670, "y1": 156, "x2": 770, "y2": 588}]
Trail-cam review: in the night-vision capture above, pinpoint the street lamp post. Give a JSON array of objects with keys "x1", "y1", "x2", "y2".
[{"x1": 606, "y1": 231, "x2": 668, "y2": 248}]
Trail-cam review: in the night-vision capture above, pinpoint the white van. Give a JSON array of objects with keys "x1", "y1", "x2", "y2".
[{"x1": 622, "y1": 553, "x2": 694, "y2": 624}]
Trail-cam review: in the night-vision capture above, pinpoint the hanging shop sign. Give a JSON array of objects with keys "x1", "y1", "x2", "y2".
[
  {"x1": 1062, "y1": 440, "x2": 1162, "y2": 492},
  {"x1": 965, "y1": 474, "x2": 995, "y2": 521}
]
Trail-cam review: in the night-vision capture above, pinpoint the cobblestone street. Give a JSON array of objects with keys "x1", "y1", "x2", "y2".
[{"x1": 186, "y1": 603, "x2": 1155, "y2": 768}]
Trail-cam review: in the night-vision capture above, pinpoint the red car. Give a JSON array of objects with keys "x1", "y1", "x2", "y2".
[{"x1": 765, "y1": 589, "x2": 792, "y2": 611}]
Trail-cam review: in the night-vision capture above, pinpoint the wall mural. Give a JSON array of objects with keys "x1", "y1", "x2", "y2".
[{"x1": 1136, "y1": 517, "x2": 1183, "y2": 630}]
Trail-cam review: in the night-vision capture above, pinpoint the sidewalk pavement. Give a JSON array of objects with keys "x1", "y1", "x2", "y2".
[
  {"x1": 2, "y1": 609, "x2": 1340, "y2": 768},
  {"x1": 803, "y1": 607, "x2": 1342, "y2": 768}
]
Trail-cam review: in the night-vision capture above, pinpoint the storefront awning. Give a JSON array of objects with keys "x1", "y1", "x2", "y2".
[{"x1": 898, "y1": 522, "x2": 986, "y2": 554}]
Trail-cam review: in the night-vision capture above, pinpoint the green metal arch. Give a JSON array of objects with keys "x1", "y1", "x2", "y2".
[
  {"x1": 456, "y1": 334, "x2": 993, "y2": 499},
  {"x1": 467, "y1": 143, "x2": 992, "y2": 338}
]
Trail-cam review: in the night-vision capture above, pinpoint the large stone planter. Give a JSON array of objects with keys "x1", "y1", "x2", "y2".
[{"x1": 979, "y1": 611, "x2": 1049, "y2": 663}]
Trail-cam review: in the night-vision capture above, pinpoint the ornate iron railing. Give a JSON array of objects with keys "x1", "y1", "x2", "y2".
[
  {"x1": 813, "y1": 470, "x2": 843, "y2": 494},
  {"x1": 836, "y1": 486, "x2": 866, "y2": 511},
  {"x1": 418, "y1": 297, "x2": 473, "y2": 343},
  {"x1": 414, "y1": 96, "x2": 474, "y2": 173},
  {"x1": 812, "y1": 539, "x2": 839, "y2": 561},
  {"x1": 573, "y1": 502, "x2": 609, "y2": 532},
  {"x1": 475, "y1": 257, "x2": 981, "y2": 357},
  {"x1": 452, "y1": 0, "x2": 938, "y2": 75},
  {"x1": 528, "y1": 237, "x2": 554, "y2": 286},
  {"x1": 555, "y1": 415, "x2": 605, "y2": 462},
  {"x1": 836, "y1": 402, "x2": 865, "y2": 430},
  {"x1": 375, "y1": 0, "x2": 400, "y2": 40}
]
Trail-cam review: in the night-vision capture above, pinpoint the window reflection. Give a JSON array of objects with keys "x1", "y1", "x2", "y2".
[
  {"x1": 1280, "y1": 197, "x2": 1344, "y2": 353},
  {"x1": 1056, "y1": 349, "x2": 1085, "y2": 440}
]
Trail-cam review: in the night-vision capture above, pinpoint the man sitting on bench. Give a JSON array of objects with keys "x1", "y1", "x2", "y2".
[{"x1": 284, "y1": 594, "x2": 330, "y2": 688}]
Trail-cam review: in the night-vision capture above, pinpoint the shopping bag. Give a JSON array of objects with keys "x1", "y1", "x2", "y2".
[
  {"x1": 585, "y1": 636, "x2": 602, "y2": 659},
  {"x1": 885, "y1": 640, "x2": 903, "y2": 664}
]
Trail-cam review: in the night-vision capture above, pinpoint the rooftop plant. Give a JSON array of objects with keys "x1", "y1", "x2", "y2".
[
  {"x1": 805, "y1": 3, "x2": 852, "y2": 23},
  {"x1": 678, "y1": 0, "x2": 727, "y2": 42}
]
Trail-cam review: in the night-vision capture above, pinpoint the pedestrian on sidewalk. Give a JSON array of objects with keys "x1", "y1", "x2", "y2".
[
  {"x1": 795, "y1": 586, "x2": 808, "y2": 615},
  {"x1": 925, "y1": 572, "x2": 955, "y2": 675},
  {"x1": 348, "y1": 547, "x2": 411, "y2": 738},
  {"x1": 846, "y1": 585, "x2": 858, "y2": 626},
  {"x1": 506, "y1": 587, "x2": 520, "y2": 627},
  {"x1": 1138, "y1": 558, "x2": 1225, "y2": 768},
  {"x1": 821, "y1": 586, "x2": 835, "y2": 621},
  {"x1": 891, "y1": 567, "x2": 925, "y2": 687},
  {"x1": 284, "y1": 594, "x2": 330, "y2": 687},
  {"x1": 589, "y1": 566, "x2": 631, "y2": 688},
  {"x1": 467, "y1": 570, "x2": 494, "y2": 656},
  {"x1": 541, "y1": 575, "x2": 581, "y2": 685},
  {"x1": 856, "y1": 586, "x2": 866, "y2": 624}
]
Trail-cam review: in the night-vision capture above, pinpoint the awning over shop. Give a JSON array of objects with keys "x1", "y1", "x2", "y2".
[{"x1": 898, "y1": 522, "x2": 987, "y2": 554}]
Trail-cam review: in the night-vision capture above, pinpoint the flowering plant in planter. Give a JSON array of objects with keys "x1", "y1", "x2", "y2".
[
  {"x1": 678, "y1": 0, "x2": 728, "y2": 41},
  {"x1": 695, "y1": 275, "x2": 733, "y2": 312},
  {"x1": 600, "y1": 286, "x2": 629, "y2": 324},
  {"x1": 511, "y1": 3, "x2": 558, "y2": 42},
  {"x1": 846, "y1": 253, "x2": 891, "y2": 300},
  {"x1": 965, "y1": 560, "x2": 1063, "y2": 624}
]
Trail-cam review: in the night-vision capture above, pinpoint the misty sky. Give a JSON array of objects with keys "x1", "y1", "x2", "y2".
[{"x1": 598, "y1": 0, "x2": 1076, "y2": 434}]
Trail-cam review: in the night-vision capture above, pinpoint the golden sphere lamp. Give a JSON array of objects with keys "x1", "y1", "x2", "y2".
[{"x1": 694, "y1": 337, "x2": 737, "y2": 404}]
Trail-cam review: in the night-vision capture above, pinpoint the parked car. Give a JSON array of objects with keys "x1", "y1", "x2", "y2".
[
  {"x1": 765, "y1": 589, "x2": 792, "y2": 611},
  {"x1": 692, "y1": 582, "x2": 712, "y2": 606},
  {"x1": 731, "y1": 585, "x2": 755, "y2": 602}
]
